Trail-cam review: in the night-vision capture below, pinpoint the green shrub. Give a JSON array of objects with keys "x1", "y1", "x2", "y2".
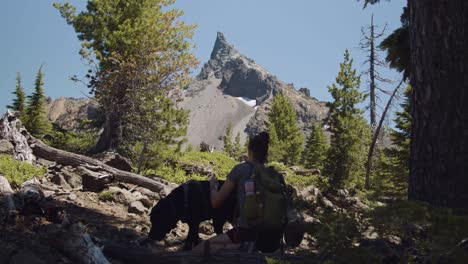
[
  {"x1": 0, "y1": 154, "x2": 45, "y2": 187},
  {"x1": 177, "y1": 151, "x2": 237, "y2": 179},
  {"x1": 44, "y1": 124, "x2": 98, "y2": 154}
]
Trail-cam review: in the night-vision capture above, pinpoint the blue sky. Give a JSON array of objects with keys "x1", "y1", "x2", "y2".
[{"x1": 0, "y1": 0, "x2": 406, "y2": 112}]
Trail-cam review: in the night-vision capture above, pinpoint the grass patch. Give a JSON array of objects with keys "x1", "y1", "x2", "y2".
[
  {"x1": 99, "y1": 188, "x2": 118, "y2": 201},
  {"x1": 0, "y1": 154, "x2": 45, "y2": 187}
]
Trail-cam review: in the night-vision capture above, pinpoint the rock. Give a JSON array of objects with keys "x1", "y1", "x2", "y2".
[
  {"x1": 62, "y1": 170, "x2": 82, "y2": 189},
  {"x1": 50, "y1": 173, "x2": 72, "y2": 190},
  {"x1": 36, "y1": 158, "x2": 55, "y2": 167},
  {"x1": 132, "y1": 191, "x2": 152, "y2": 207},
  {"x1": 9, "y1": 249, "x2": 46, "y2": 264},
  {"x1": 109, "y1": 186, "x2": 136, "y2": 205},
  {"x1": 128, "y1": 201, "x2": 146, "y2": 215},
  {"x1": 68, "y1": 193, "x2": 77, "y2": 201},
  {"x1": 0, "y1": 139, "x2": 14, "y2": 154},
  {"x1": 337, "y1": 189, "x2": 350, "y2": 198},
  {"x1": 299, "y1": 186, "x2": 322, "y2": 204},
  {"x1": 345, "y1": 197, "x2": 370, "y2": 211},
  {"x1": 102, "y1": 152, "x2": 133, "y2": 172},
  {"x1": 135, "y1": 187, "x2": 160, "y2": 201},
  {"x1": 298, "y1": 87, "x2": 311, "y2": 97},
  {"x1": 78, "y1": 166, "x2": 111, "y2": 193},
  {"x1": 199, "y1": 222, "x2": 215, "y2": 235},
  {"x1": 320, "y1": 196, "x2": 336, "y2": 210}
]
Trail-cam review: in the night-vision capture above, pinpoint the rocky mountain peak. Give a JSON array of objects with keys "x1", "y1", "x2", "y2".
[
  {"x1": 182, "y1": 32, "x2": 330, "y2": 149},
  {"x1": 210, "y1": 32, "x2": 235, "y2": 60}
]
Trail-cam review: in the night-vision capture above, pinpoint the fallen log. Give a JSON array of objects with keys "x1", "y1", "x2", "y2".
[
  {"x1": 0, "y1": 111, "x2": 35, "y2": 163},
  {"x1": 103, "y1": 244, "x2": 304, "y2": 264},
  {"x1": 48, "y1": 223, "x2": 111, "y2": 264},
  {"x1": 0, "y1": 175, "x2": 17, "y2": 223},
  {"x1": 28, "y1": 138, "x2": 173, "y2": 194}
]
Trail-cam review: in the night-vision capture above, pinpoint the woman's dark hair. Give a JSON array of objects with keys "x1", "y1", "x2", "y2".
[{"x1": 248, "y1": 132, "x2": 269, "y2": 163}]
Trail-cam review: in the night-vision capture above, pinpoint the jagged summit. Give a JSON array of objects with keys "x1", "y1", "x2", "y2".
[
  {"x1": 210, "y1": 32, "x2": 234, "y2": 60},
  {"x1": 181, "y1": 32, "x2": 329, "y2": 149}
]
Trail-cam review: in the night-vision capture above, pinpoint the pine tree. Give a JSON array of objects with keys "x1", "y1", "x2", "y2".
[
  {"x1": 55, "y1": 0, "x2": 198, "y2": 151},
  {"x1": 26, "y1": 66, "x2": 51, "y2": 137},
  {"x1": 267, "y1": 93, "x2": 304, "y2": 165},
  {"x1": 223, "y1": 122, "x2": 234, "y2": 157},
  {"x1": 7, "y1": 72, "x2": 27, "y2": 122},
  {"x1": 324, "y1": 50, "x2": 371, "y2": 188},
  {"x1": 233, "y1": 132, "x2": 242, "y2": 158},
  {"x1": 303, "y1": 123, "x2": 328, "y2": 170},
  {"x1": 267, "y1": 124, "x2": 284, "y2": 162},
  {"x1": 384, "y1": 85, "x2": 411, "y2": 185}
]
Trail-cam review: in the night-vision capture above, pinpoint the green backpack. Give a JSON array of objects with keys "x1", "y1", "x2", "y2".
[{"x1": 241, "y1": 161, "x2": 288, "y2": 233}]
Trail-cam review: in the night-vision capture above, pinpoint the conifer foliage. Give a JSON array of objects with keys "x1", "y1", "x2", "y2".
[
  {"x1": 7, "y1": 73, "x2": 27, "y2": 122},
  {"x1": 324, "y1": 50, "x2": 371, "y2": 188},
  {"x1": 267, "y1": 93, "x2": 304, "y2": 165},
  {"x1": 303, "y1": 123, "x2": 328, "y2": 170},
  {"x1": 385, "y1": 85, "x2": 411, "y2": 183},
  {"x1": 25, "y1": 66, "x2": 51, "y2": 137},
  {"x1": 223, "y1": 122, "x2": 234, "y2": 157}
]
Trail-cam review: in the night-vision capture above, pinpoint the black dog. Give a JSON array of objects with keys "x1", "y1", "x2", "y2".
[{"x1": 148, "y1": 180, "x2": 236, "y2": 250}]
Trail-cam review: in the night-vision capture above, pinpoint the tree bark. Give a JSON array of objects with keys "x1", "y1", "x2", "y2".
[
  {"x1": 0, "y1": 175, "x2": 17, "y2": 223},
  {"x1": 103, "y1": 244, "x2": 304, "y2": 264},
  {"x1": 408, "y1": 0, "x2": 468, "y2": 207},
  {"x1": 0, "y1": 111, "x2": 35, "y2": 163},
  {"x1": 29, "y1": 138, "x2": 173, "y2": 194},
  {"x1": 94, "y1": 111, "x2": 123, "y2": 153}
]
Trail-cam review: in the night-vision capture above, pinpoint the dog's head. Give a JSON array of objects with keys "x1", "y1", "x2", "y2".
[{"x1": 148, "y1": 197, "x2": 178, "y2": 241}]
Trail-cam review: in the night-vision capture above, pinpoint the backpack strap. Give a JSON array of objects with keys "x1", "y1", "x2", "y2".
[{"x1": 232, "y1": 162, "x2": 256, "y2": 226}]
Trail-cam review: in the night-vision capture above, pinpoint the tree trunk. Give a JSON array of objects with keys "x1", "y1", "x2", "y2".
[
  {"x1": 369, "y1": 15, "x2": 377, "y2": 130},
  {"x1": 408, "y1": 0, "x2": 468, "y2": 207},
  {"x1": 29, "y1": 138, "x2": 173, "y2": 194},
  {"x1": 94, "y1": 111, "x2": 122, "y2": 153}
]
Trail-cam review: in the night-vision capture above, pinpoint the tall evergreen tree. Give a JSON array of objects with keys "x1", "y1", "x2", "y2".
[
  {"x1": 55, "y1": 0, "x2": 198, "y2": 152},
  {"x1": 303, "y1": 123, "x2": 328, "y2": 170},
  {"x1": 385, "y1": 85, "x2": 411, "y2": 180},
  {"x1": 233, "y1": 132, "x2": 242, "y2": 158},
  {"x1": 223, "y1": 122, "x2": 234, "y2": 157},
  {"x1": 7, "y1": 72, "x2": 27, "y2": 122},
  {"x1": 324, "y1": 50, "x2": 371, "y2": 188},
  {"x1": 267, "y1": 93, "x2": 304, "y2": 165},
  {"x1": 26, "y1": 66, "x2": 51, "y2": 137}
]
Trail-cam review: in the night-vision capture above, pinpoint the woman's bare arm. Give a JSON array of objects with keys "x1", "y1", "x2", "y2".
[{"x1": 210, "y1": 179, "x2": 236, "y2": 208}]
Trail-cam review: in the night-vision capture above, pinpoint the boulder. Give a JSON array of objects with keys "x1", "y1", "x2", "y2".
[
  {"x1": 103, "y1": 153, "x2": 133, "y2": 172},
  {"x1": 134, "y1": 187, "x2": 160, "y2": 201},
  {"x1": 0, "y1": 139, "x2": 14, "y2": 154},
  {"x1": 299, "y1": 186, "x2": 322, "y2": 204},
  {"x1": 62, "y1": 170, "x2": 82, "y2": 189},
  {"x1": 50, "y1": 173, "x2": 72, "y2": 190},
  {"x1": 77, "y1": 167, "x2": 111, "y2": 193},
  {"x1": 108, "y1": 186, "x2": 136, "y2": 205},
  {"x1": 128, "y1": 201, "x2": 146, "y2": 215}
]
